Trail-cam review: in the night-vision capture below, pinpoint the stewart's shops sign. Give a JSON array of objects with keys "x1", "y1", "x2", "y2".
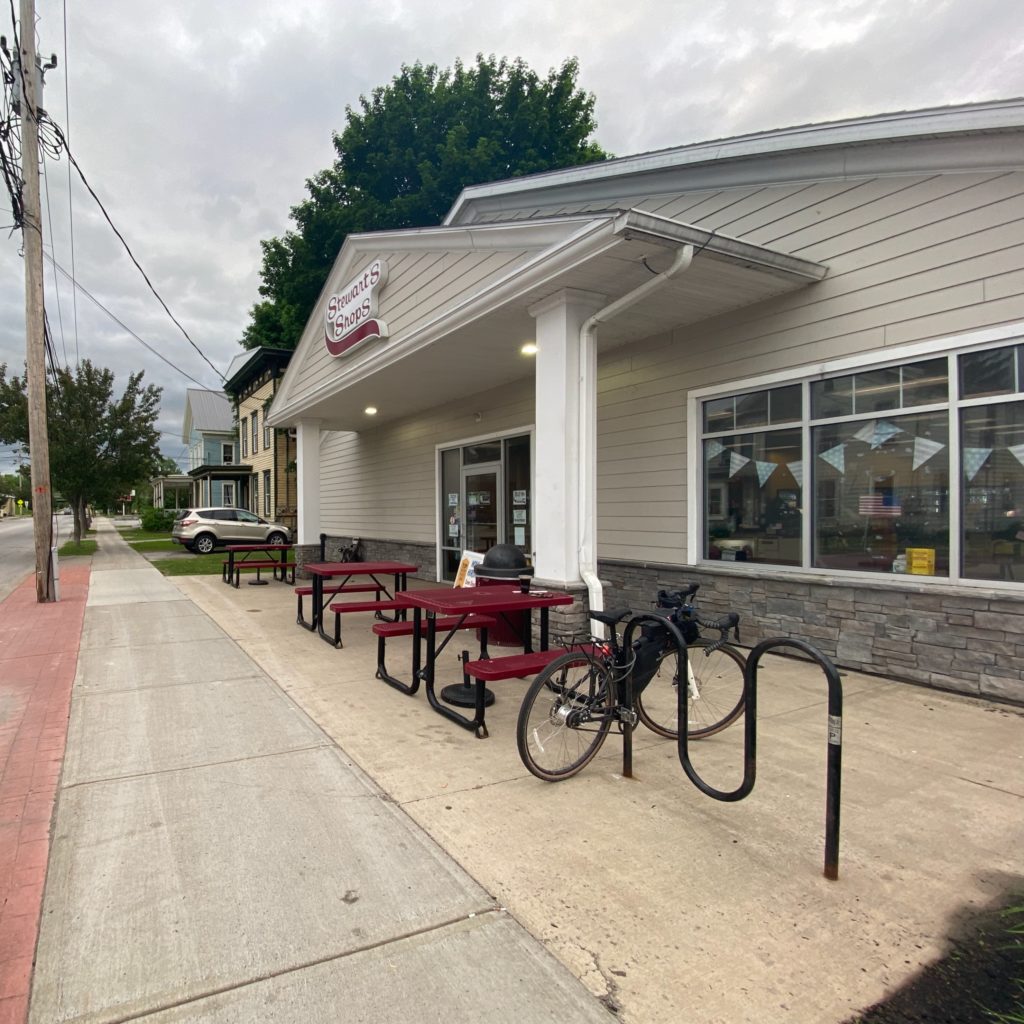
[{"x1": 324, "y1": 259, "x2": 389, "y2": 356}]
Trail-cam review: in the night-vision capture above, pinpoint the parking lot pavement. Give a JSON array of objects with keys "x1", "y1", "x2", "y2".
[{"x1": 176, "y1": 571, "x2": 1024, "y2": 1024}]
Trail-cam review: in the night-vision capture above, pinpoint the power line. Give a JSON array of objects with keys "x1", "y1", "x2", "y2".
[
  {"x1": 42, "y1": 250, "x2": 218, "y2": 390},
  {"x1": 44, "y1": 119, "x2": 225, "y2": 384},
  {"x1": 40, "y1": 151, "x2": 67, "y2": 365},
  {"x1": 60, "y1": 0, "x2": 76, "y2": 363}
]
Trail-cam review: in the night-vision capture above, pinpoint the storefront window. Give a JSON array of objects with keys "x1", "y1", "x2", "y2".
[
  {"x1": 812, "y1": 412, "x2": 949, "y2": 575},
  {"x1": 699, "y1": 339, "x2": 1024, "y2": 584},
  {"x1": 961, "y1": 401, "x2": 1024, "y2": 581},
  {"x1": 704, "y1": 428, "x2": 802, "y2": 566}
]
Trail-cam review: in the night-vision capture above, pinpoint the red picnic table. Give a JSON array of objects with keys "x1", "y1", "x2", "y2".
[
  {"x1": 222, "y1": 544, "x2": 294, "y2": 587},
  {"x1": 393, "y1": 585, "x2": 574, "y2": 737},
  {"x1": 301, "y1": 561, "x2": 418, "y2": 647}
]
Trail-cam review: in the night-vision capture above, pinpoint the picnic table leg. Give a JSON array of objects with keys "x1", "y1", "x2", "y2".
[{"x1": 423, "y1": 612, "x2": 488, "y2": 737}]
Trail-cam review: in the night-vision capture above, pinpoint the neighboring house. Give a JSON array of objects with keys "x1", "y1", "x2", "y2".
[
  {"x1": 266, "y1": 98, "x2": 1024, "y2": 703},
  {"x1": 0, "y1": 495, "x2": 15, "y2": 517},
  {"x1": 223, "y1": 347, "x2": 297, "y2": 531},
  {"x1": 182, "y1": 388, "x2": 250, "y2": 509},
  {"x1": 150, "y1": 473, "x2": 192, "y2": 510}
]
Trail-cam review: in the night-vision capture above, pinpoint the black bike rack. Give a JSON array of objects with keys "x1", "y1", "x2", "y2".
[{"x1": 618, "y1": 616, "x2": 844, "y2": 880}]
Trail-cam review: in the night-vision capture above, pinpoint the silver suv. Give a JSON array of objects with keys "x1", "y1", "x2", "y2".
[{"x1": 171, "y1": 507, "x2": 291, "y2": 554}]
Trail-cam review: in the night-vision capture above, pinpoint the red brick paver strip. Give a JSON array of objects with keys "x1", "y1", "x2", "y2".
[{"x1": 0, "y1": 567, "x2": 89, "y2": 1024}]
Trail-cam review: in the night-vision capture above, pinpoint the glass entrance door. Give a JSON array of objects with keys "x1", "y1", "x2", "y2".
[
  {"x1": 439, "y1": 433, "x2": 531, "y2": 581},
  {"x1": 463, "y1": 467, "x2": 500, "y2": 556}
]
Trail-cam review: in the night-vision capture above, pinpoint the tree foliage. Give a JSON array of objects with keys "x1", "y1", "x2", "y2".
[
  {"x1": 243, "y1": 55, "x2": 608, "y2": 351},
  {"x1": 0, "y1": 360, "x2": 163, "y2": 539}
]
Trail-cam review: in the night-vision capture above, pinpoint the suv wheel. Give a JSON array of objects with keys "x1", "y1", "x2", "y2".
[
  {"x1": 267, "y1": 531, "x2": 287, "y2": 546},
  {"x1": 194, "y1": 532, "x2": 216, "y2": 555}
]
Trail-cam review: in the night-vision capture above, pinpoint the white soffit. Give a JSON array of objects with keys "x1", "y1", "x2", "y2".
[{"x1": 275, "y1": 210, "x2": 826, "y2": 431}]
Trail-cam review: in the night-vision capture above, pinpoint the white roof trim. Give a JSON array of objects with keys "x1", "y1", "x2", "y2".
[
  {"x1": 269, "y1": 210, "x2": 826, "y2": 425},
  {"x1": 445, "y1": 98, "x2": 1024, "y2": 224}
]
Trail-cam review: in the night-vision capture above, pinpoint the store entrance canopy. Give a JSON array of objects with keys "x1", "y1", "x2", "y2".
[{"x1": 269, "y1": 210, "x2": 828, "y2": 431}]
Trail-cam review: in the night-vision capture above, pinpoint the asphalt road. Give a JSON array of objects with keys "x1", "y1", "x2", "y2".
[{"x1": 0, "y1": 515, "x2": 72, "y2": 603}]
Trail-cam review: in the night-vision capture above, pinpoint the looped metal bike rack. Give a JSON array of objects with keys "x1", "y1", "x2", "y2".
[
  {"x1": 618, "y1": 614, "x2": 844, "y2": 880},
  {"x1": 678, "y1": 634, "x2": 844, "y2": 880}
]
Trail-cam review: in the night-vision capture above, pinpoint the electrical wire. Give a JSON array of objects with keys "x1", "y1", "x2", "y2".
[
  {"x1": 40, "y1": 152, "x2": 68, "y2": 366},
  {"x1": 44, "y1": 119, "x2": 226, "y2": 384},
  {"x1": 41, "y1": 249, "x2": 217, "y2": 390},
  {"x1": 61, "y1": 0, "x2": 77, "y2": 364}
]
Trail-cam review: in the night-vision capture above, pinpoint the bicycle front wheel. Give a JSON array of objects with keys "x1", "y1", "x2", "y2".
[
  {"x1": 635, "y1": 638, "x2": 746, "y2": 740},
  {"x1": 517, "y1": 652, "x2": 614, "y2": 781}
]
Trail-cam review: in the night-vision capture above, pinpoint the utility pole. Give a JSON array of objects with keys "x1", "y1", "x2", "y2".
[{"x1": 18, "y1": 0, "x2": 56, "y2": 601}]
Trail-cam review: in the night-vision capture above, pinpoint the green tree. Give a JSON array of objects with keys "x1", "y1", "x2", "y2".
[
  {"x1": 0, "y1": 360, "x2": 163, "y2": 540},
  {"x1": 243, "y1": 55, "x2": 608, "y2": 350}
]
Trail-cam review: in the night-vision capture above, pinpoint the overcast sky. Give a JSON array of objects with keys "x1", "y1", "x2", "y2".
[{"x1": 0, "y1": 0, "x2": 1022, "y2": 472}]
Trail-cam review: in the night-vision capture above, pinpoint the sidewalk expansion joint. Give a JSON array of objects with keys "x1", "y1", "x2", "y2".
[
  {"x1": 88, "y1": 908, "x2": 504, "y2": 1024},
  {"x1": 401, "y1": 772, "x2": 526, "y2": 805},
  {"x1": 956, "y1": 774, "x2": 1024, "y2": 798},
  {"x1": 59, "y1": 742, "x2": 336, "y2": 790}
]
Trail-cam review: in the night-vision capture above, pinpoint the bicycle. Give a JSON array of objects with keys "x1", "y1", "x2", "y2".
[
  {"x1": 515, "y1": 586, "x2": 745, "y2": 782},
  {"x1": 338, "y1": 537, "x2": 363, "y2": 562}
]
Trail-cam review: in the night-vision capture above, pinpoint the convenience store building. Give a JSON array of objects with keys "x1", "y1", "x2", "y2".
[{"x1": 268, "y1": 99, "x2": 1024, "y2": 703}]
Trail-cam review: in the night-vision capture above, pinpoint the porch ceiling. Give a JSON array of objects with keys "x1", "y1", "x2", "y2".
[{"x1": 293, "y1": 220, "x2": 827, "y2": 431}]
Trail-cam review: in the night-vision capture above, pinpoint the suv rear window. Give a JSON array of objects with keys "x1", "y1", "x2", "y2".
[{"x1": 174, "y1": 509, "x2": 193, "y2": 521}]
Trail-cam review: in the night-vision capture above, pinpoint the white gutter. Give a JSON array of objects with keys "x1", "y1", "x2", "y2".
[{"x1": 578, "y1": 243, "x2": 694, "y2": 626}]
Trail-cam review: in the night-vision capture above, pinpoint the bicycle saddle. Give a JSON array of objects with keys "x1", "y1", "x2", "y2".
[{"x1": 589, "y1": 607, "x2": 631, "y2": 627}]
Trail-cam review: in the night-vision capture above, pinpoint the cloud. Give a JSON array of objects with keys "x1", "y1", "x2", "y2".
[{"x1": 0, "y1": 0, "x2": 1020, "y2": 470}]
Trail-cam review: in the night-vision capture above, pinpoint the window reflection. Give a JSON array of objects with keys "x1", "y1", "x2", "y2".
[{"x1": 813, "y1": 412, "x2": 949, "y2": 575}]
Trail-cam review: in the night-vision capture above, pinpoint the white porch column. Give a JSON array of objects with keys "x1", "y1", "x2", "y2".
[
  {"x1": 529, "y1": 289, "x2": 605, "y2": 586},
  {"x1": 295, "y1": 419, "x2": 322, "y2": 545}
]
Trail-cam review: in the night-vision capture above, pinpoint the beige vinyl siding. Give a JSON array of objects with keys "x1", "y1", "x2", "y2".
[
  {"x1": 288, "y1": 247, "x2": 535, "y2": 403},
  {"x1": 317, "y1": 377, "x2": 534, "y2": 545},
  {"x1": 595, "y1": 170, "x2": 1024, "y2": 564}
]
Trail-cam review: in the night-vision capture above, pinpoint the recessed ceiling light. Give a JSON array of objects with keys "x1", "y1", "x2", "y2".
[
  {"x1": 521, "y1": 342, "x2": 538, "y2": 356},
  {"x1": 364, "y1": 406, "x2": 377, "y2": 415}
]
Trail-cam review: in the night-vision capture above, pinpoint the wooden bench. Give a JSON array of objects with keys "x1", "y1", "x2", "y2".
[
  {"x1": 232, "y1": 560, "x2": 296, "y2": 587},
  {"x1": 373, "y1": 614, "x2": 496, "y2": 695},
  {"x1": 295, "y1": 583, "x2": 383, "y2": 625},
  {"x1": 326, "y1": 598, "x2": 405, "y2": 647}
]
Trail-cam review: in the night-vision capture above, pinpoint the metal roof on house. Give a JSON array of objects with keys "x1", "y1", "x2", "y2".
[{"x1": 184, "y1": 389, "x2": 234, "y2": 438}]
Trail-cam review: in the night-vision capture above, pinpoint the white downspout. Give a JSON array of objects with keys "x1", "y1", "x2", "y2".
[{"x1": 578, "y1": 243, "x2": 694, "y2": 623}]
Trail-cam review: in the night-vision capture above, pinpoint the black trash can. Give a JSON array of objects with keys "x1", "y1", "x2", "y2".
[{"x1": 474, "y1": 544, "x2": 533, "y2": 647}]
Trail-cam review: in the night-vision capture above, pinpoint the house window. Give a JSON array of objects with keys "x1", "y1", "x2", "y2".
[
  {"x1": 699, "y1": 341, "x2": 1024, "y2": 583},
  {"x1": 241, "y1": 428, "x2": 248, "y2": 458},
  {"x1": 263, "y1": 416, "x2": 271, "y2": 450},
  {"x1": 222, "y1": 443, "x2": 234, "y2": 465},
  {"x1": 251, "y1": 474, "x2": 259, "y2": 514},
  {"x1": 251, "y1": 411, "x2": 259, "y2": 454},
  {"x1": 222, "y1": 482, "x2": 235, "y2": 507},
  {"x1": 263, "y1": 470, "x2": 271, "y2": 516}
]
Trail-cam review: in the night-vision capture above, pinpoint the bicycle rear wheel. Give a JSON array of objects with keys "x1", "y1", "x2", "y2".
[
  {"x1": 517, "y1": 651, "x2": 614, "y2": 781},
  {"x1": 635, "y1": 638, "x2": 746, "y2": 740}
]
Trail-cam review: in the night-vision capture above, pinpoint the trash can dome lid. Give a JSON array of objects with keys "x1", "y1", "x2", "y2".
[
  {"x1": 475, "y1": 543, "x2": 533, "y2": 579},
  {"x1": 480, "y1": 543, "x2": 528, "y2": 568}
]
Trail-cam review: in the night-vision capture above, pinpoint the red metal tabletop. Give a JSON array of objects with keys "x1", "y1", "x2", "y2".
[
  {"x1": 396, "y1": 585, "x2": 572, "y2": 615},
  {"x1": 305, "y1": 561, "x2": 418, "y2": 577},
  {"x1": 225, "y1": 543, "x2": 293, "y2": 552}
]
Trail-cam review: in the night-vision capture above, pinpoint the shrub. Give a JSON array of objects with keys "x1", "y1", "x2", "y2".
[{"x1": 141, "y1": 507, "x2": 176, "y2": 533}]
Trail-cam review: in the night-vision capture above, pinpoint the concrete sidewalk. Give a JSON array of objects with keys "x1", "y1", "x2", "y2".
[
  {"x1": 4, "y1": 518, "x2": 1023, "y2": 1023},
  {"x1": 23, "y1": 521, "x2": 616, "y2": 1024}
]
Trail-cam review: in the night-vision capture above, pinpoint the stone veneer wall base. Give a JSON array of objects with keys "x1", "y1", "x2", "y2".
[{"x1": 598, "y1": 559, "x2": 1024, "y2": 706}]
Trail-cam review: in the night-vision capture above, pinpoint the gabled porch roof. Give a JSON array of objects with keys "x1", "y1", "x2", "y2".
[{"x1": 269, "y1": 209, "x2": 826, "y2": 432}]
